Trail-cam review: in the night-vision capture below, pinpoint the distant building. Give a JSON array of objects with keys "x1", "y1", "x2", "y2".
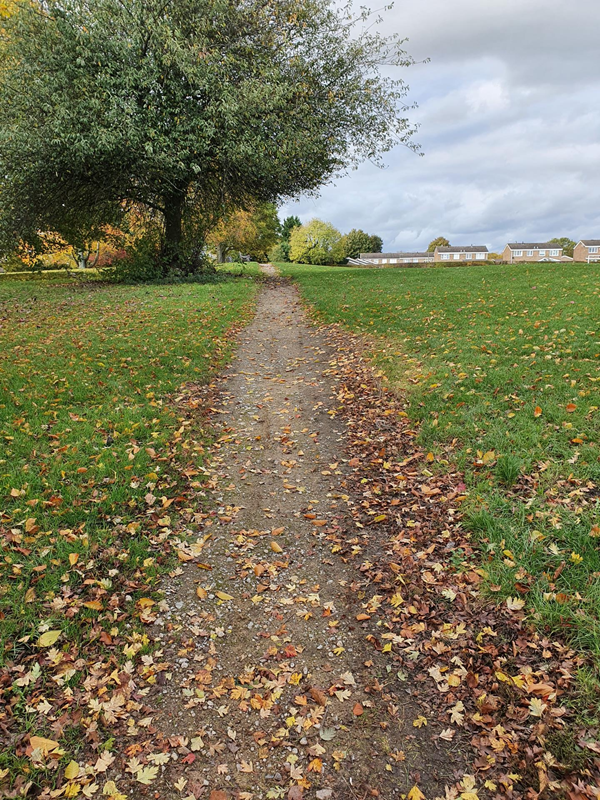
[
  {"x1": 573, "y1": 240, "x2": 600, "y2": 262},
  {"x1": 502, "y1": 243, "x2": 569, "y2": 262},
  {"x1": 433, "y1": 246, "x2": 488, "y2": 262},
  {"x1": 357, "y1": 251, "x2": 434, "y2": 266}
]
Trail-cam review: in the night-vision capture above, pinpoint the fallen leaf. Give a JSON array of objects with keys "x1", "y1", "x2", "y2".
[
  {"x1": 29, "y1": 735, "x2": 60, "y2": 755},
  {"x1": 37, "y1": 630, "x2": 61, "y2": 647},
  {"x1": 135, "y1": 766, "x2": 159, "y2": 785}
]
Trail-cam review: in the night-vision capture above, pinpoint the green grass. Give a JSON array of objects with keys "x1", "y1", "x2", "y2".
[
  {"x1": 281, "y1": 261, "x2": 600, "y2": 655},
  {"x1": 0, "y1": 278, "x2": 257, "y2": 660}
]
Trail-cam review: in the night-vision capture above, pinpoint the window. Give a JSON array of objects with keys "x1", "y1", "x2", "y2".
[
  {"x1": 465, "y1": 253, "x2": 472, "y2": 259},
  {"x1": 527, "y1": 250, "x2": 533, "y2": 256},
  {"x1": 390, "y1": 258, "x2": 397, "y2": 264},
  {"x1": 539, "y1": 250, "x2": 546, "y2": 256},
  {"x1": 454, "y1": 253, "x2": 460, "y2": 260},
  {"x1": 590, "y1": 246, "x2": 598, "y2": 254},
  {"x1": 477, "y1": 253, "x2": 486, "y2": 259},
  {"x1": 514, "y1": 250, "x2": 523, "y2": 256},
  {"x1": 441, "y1": 253, "x2": 450, "y2": 260},
  {"x1": 550, "y1": 249, "x2": 559, "y2": 256}
]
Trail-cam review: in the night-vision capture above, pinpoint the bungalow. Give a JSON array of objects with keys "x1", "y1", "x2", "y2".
[
  {"x1": 573, "y1": 240, "x2": 600, "y2": 262},
  {"x1": 358, "y1": 251, "x2": 434, "y2": 266},
  {"x1": 434, "y1": 246, "x2": 488, "y2": 262},
  {"x1": 502, "y1": 243, "x2": 567, "y2": 262}
]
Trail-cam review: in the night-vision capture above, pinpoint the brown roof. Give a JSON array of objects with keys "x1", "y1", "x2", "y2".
[
  {"x1": 506, "y1": 243, "x2": 562, "y2": 250},
  {"x1": 436, "y1": 245, "x2": 488, "y2": 253},
  {"x1": 579, "y1": 240, "x2": 600, "y2": 246}
]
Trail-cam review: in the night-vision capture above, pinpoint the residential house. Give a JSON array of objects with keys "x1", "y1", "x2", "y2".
[
  {"x1": 502, "y1": 243, "x2": 568, "y2": 262},
  {"x1": 357, "y1": 252, "x2": 434, "y2": 266},
  {"x1": 573, "y1": 240, "x2": 600, "y2": 262},
  {"x1": 433, "y1": 246, "x2": 489, "y2": 262}
]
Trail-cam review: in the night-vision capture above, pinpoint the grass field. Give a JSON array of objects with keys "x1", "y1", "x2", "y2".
[
  {"x1": 281, "y1": 261, "x2": 600, "y2": 656},
  {"x1": 0, "y1": 277, "x2": 257, "y2": 660}
]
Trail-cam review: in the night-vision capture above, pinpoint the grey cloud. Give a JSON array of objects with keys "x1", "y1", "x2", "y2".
[{"x1": 280, "y1": 0, "x2": 600, "y2": 252}]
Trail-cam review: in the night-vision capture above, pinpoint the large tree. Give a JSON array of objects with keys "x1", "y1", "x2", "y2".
[
  {"x1": 428, "y1": 237, "x2": 450, "y2": 252},
  {"x1": 289, "y1": 219, "x2": 342, "y2": 265},
  {"x1": 549, "y1": 237, "x2": 575, "y2": 258},
  {"x1": 0, "y1": 0, "x2": 416, "y2": 274},
  {"x1": 340, "y1": 229, "x2": 383, "y2": 259}
]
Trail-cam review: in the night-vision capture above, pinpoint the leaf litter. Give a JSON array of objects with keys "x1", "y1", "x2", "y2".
[{"x1": 2, "y1": 271, "x2": 599, "y2": 800}]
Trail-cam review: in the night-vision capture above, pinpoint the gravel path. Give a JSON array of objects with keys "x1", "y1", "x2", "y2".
[{"x1": 142, "y1": 272, "x2": 454, "y2": 799}]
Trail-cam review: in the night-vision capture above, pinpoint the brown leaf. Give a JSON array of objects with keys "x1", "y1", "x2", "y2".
[{"x1": 309, "y1": 687, "x2": 327, "y2": 707}]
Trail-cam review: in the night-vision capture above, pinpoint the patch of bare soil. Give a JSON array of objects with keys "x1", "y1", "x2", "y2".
[{"x1": 122, "y1": 275, "x2": 462, "y2": 799}]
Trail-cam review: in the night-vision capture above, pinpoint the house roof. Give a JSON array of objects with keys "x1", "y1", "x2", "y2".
[
  {"x1": 579, "y1": 240, "x2": 600, "y2": 246},
  {"x1": 506, "y1": 243, "x2": 562, "y2": 250},
  {"x1": 436, "y1": 246, "x2": 489, "y2": 253},
  {"x1": 360, "y1": 252, "x2": 432, "y2": 259}
]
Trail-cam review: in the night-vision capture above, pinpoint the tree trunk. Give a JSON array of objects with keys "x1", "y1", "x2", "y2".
[
  {"x1": 163, "y1": 191, "x2": 186, "y2": 271},
  {"x1": 216, "y1": 242, "x2": 225, "y2": 263}
]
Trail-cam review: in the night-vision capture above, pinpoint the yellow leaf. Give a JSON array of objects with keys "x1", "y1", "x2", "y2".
[
  {"x1": 84, "y1": 600, "x2": 103, "y2": 611},
  {"x1": 528, "y1": 697, "x2": 546, "y2": 717},
  {"x1": 136, "y1": 766, "x2": 159, "y2": 785},
  {"x1": 215, "y1": 590, "x2": 234, "y2": 601},
  {"x1": 37, "y1": 630, "x2": 61, "y2": 647},
  {"x1": 270, "y1": 541, "x2": 283, "y2": 553},
  {"x1": 412, "y1": 715, "x2": 427, "y2": 728},
  {"x1": 390, "y1": 592, "x2": 404, "y2": 607},
  {"x1": 65, "y1": 761, "x2": 79, "y2": 780},
  {"x1": 408, "y1": 786, "x2": 426, "y2": 800},
  {"x1": 196, "y1": 586, "x2": 207, "y2": 599},
  {"x1": 506, "y1": 596, "x2": 525, "y2": 611},
  {"x1": 29, "y1": 735, "x2": 60, "y2": 754},
  {"x1": 68, "y1": 552, "x2": 79, "y2": 566},
  {"x1": 534, "y1": 406, "x2": 542, "y2": 418}
]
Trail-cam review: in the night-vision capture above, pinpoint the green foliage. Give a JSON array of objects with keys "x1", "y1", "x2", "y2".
[
  {"x1": 549, "y1": 237, "x2": 576, "y2": 257},
  {"x1": 339, "y1": 229, "x2": 383, "y2": 259},
  {"x1": 428, "y1": 237, "x2": 450, "y2": 252},
  {"x1": 289, "y1": 219, "x2": 342, "y2": 265},
  {"x1": 277, "y1": 215, "x2": 302, "y2": 262},
  {"x1": 281, "y1": 261, "x2": 600, "y2": 655},
  {"x1": 0, "y1": 0, "x2": 417, "y2": 275}
]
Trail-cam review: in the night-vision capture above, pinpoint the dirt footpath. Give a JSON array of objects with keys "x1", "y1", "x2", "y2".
[{"x1": 142, "y1": 273, "x2": 458, "y2": 799}]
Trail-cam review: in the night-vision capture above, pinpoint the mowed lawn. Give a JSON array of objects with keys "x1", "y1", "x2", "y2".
[
  {"x1": 0, "y1": 278, "x2": 257, "y2": 659},
  {"x1": 283, "y1": 262, "x2": 600, "y2": 655}
]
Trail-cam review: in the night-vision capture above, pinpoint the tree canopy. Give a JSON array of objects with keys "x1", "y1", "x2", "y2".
[
  {"x1": 207, "y1": 203, "x2": 280, "y2": 263},
  {"x1": 340, "y1": 229, "x2": 383, "y2": 259},
  {"x1": 549, "y1": 237, "x2": 575, "y2": 257},
  {"x1": 0, "y1": 0, "x2": 416, "y2": 274},
  {"x1": 428, "y1": 237, "x2": 450, "y2": 252},
  {"x1": 289, "y1": 219, "x2": 342, "y2": 264}
]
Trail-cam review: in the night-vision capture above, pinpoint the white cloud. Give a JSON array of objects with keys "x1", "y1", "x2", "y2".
[{"x1": 280, "y1": 0, "x2": 600, "y2": 252}]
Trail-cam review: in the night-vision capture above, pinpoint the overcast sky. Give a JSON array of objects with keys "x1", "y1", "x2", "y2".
[{"x1": 279, "y1": 0, "x2": 600, "y2": 253}]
